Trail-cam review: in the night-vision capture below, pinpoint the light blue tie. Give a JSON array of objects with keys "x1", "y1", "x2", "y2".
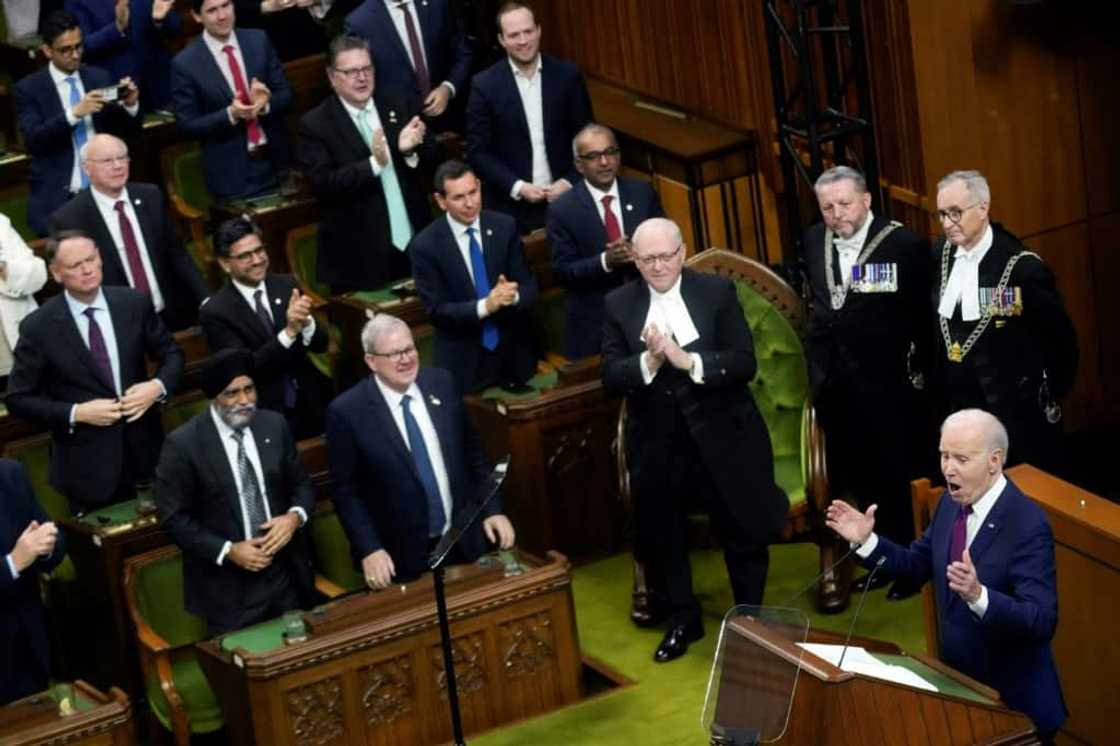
[
  {"x1": 66, "y1": 76, "x2": 90, "y2": 188},
  {"x1": 353, "y1": 106, "x2": 412, "y2": 251},
  {"x1": 466, "y1": 227, "x2": 499, "y2": 351}
]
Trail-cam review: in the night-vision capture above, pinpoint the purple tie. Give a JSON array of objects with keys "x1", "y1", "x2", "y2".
[
  {"x1": 949, "y1": 503, "x2": 973, "y2": 566},
  {"x1": 83, "y1": 307, "x2": 115, "y2": 393}
]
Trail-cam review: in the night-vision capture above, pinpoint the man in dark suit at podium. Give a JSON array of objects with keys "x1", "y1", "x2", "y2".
[
  {"x1": 326, "y1": 314, "x2": 515, "y2": 590},
  {"x1": 547, "y1": 123, "x2": 664, "y2": 360},
  {"x1": 601, "y1": 217, "x2": 788, "y2": 663},
  {"x1": 826, "y1": 408, "x2": 1067, "y2": 737}
]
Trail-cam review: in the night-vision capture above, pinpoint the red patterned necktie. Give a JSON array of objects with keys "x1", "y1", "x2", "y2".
[
  {"x1": 114, "y1": 201, "x2": 151, "y2": 296},
  {"x1": 222, "y1": 44, "x2": 262, "y2": 146},
  {"x1": 602, "y1": 195, "x2": 622, "y2": 242}
]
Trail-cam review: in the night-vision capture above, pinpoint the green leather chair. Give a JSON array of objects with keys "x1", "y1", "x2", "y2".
[
  {"x1": 619, "y1": 248, "x2": 845, "y2": 614},
  {"x1": 160, "y1": 142, "x2": 211, "y2": 252},
  {"x1": 123, "y1": 546, "x2": 223, "y2": 746},
  {"x1": 285, "y1": 223, "x2": 342, "y2": 381},
  {"x1": 308, "y1": 506, "x2": 364, "y2": 594}
]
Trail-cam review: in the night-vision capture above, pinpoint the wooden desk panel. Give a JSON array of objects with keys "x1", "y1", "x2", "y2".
[
  {"x1": 197, "y1": 552, "x2": 582, "y2": 746},
  {"x1": 0, "y1": 681, "x2": 135, "y2": 746}
]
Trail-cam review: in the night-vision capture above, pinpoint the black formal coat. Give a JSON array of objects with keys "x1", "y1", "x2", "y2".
[
  {"x1": 49, "y1": 182, "x2": 210, "y2": 331},
  {"x1": 297, "y1": 92, "x2": 438, "y2": 292},
  {"x1": 601, "y1": 269, "x2": 789, "y2": 545},
  {"x1": 802, "y1": 215, "x2": 930, "y2": 537},
  {"x1": 6, "y1": 287, "x2": 184, "y2": 507},
  {"x1": 326, "y1": 368, "x2": 499, "y2": 582},
  {"x1": 198, "y1": 274, "x2": 329, "y2": 439},
  {"x1": 933, "y1": 222, "x2": 1078, "y2": 470},
  {"x1": 0, "y1": 459, "x2": 66, "y2": 705},
  {"x1": 466, "y1": 53, "x2": 593, "y2": 231},
  {"x1": 169, "y1": 29, "x2": 293, "y2": 200},
  {"x1": 14, "y1": 64, "x2": 141, "y2": 236},
  {"x1": 409, "y1": 210, "x2": 538, "y2": 392},
  {"x1": 155, "y1": 408, "x2": 316, "y2": 631},
  {"x1": 547, "y1": 177, "x2": 664, "y2": 359}
]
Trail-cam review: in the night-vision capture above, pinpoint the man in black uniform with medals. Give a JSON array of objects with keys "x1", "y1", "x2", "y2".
[
  {"x1": 805, "y1": 166, "x2": 930, "y2": 605},
  {"x1": 933, "y1": 170, "x2": 1077, "y2": 474}
]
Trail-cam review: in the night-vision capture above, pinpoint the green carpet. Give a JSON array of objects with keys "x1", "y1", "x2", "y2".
[{"x1": 475, "y1": 544, "x2": 926, "y2": 745}]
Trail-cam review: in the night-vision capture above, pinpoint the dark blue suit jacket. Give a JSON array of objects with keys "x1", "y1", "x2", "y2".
[
  {"x1": 409, "y1": 210, "x2": 539, "y2": 392},
  {"x1": 344, "y1": 0, "x2": 471, "y2": 117},
  {"x1": 547, "y1": 177, "x2": 664, "y2": 359},
  {"x1": 66, "y1": 0, "x2": 182, "y2": 110},
  {"x1": 14, "y1": 64, "x2": 140, "y2": 236},
  {"x1": 325, "y1": 368, "x2": 499, "y2": 582},
  {"x1": 466, "y1": 54, "x2": 592, "y2": 230},
  {"x1": 1, "y1": 458, "x2": 66, "y2": 704},
  {"x1": 170, "y1": 29, "x2": 293, "y2": 200},
  {"x1": 862, "y1": 478, "x2": 1067, "y2": 730}
]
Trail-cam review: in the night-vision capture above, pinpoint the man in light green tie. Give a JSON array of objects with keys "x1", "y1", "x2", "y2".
[{"x1": 297, "y1": 34, "x2": 439, "y2": 294}]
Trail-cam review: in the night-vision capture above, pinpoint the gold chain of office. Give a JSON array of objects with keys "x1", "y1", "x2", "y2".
[
  {"x1": 938, "y1": 242, "x2": 1037, "y2": 363},
  {"x1": 823, "y1": 221, "x2": 901, "y2": 310}
]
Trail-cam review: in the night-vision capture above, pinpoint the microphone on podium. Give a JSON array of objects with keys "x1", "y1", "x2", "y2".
[{"x1": 837, "y1": 555, "x2": 887, "y2": 669}]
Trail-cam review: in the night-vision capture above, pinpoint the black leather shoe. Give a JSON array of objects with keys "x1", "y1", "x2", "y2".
[
  {"x1": 654, "y1": 622, "x2": 704, "y2": 663},
  {"x1": 631, "y1": 604, "x2": 667, "y2": 628},
  {"x1": 886, "y1": 579, "x2": 921, "y2": 601},
  {"x1": 850, "y1": 572, "x2": 891, "y2": 593}
]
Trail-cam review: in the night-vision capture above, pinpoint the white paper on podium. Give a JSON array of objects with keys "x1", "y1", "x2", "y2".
[{"x1": 795, "y1": 643, "x2": 938, "y2": 692}]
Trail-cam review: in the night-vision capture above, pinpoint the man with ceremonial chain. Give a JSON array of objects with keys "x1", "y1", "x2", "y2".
[{"x1": 932, "y1": 170, "x2": 1077, "y2": 473}]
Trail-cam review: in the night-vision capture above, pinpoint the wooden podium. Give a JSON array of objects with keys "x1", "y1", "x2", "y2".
[
  {"x1": 0, "y1": 680, "x2": 135, "y2": 746},
  {"x1": 711, "y1": 618, "x2": 1038, "y2": 745},
  {"x1": 913, "y1": 465, "x2": 1120, "y2": 746},
  {"x1": 196, "y1": 552, "x2": 582, "y2": 746}
]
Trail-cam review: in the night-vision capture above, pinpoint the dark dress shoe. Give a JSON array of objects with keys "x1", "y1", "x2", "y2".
[
  {"x1": 654, "y1": 622, "x2": 704, "y2": 663},
  {"x1": 886, "y1": 579, "x2": 921, "y2": 601},
  {"x1": 631, "y1": 605, "x2": 667, "y2": 628},
  {"x1": 850, "y1": 572, "x2": 891, "y2": 593}
]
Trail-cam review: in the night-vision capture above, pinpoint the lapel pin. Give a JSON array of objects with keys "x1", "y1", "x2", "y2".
[
  {"x1": 388, "y1": 110, "x2": 398, "y2": 124},
  {"x1": 133, "y1": 198, "x2": 141, "y2": 205},
  {"x1": 264, "y1": 437, "x2": 271, "y2": 444},
  {"x1": 486, "y1": 228, "x2": 493, "y2": 237},
  {"x1": 625, "y1": 203, "x2": 633, "y2": 211},
  {"x1": 274, "y1": 297, "x2": 281, "y2": 305},
  {"x1": 988, "y1": 523, "x2": 995, "y2": 529},
  {"x1": 428, "y1": 394, "x2": 441, "y2": 407}
]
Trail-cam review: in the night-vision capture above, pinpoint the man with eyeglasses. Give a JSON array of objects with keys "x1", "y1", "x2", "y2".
[
  {"x1": 601, "y1": 217, "x2": 788, "y2": 663},
  {"x1": 410, "y1": 159, "x2": 539, "y2": 393},
  {"x1": 547, "y1": 123, "x2": 664, "y2": 361},
  {"x1": 803, "y1": 165, "x2": 930, "y2": 606},
  {"x1": 297, "y1": 34, "x2": 437, "y2": 294},
  {"x1": 49, "y1": 133, "x2": 209, "y2": 332},
  {"x1": 933, "y1": 170, "x2": 1077, "y2": 473},
  {"x1": 466, "y1": 1, "x2": 592, "y2": 232},
  {"x1": 199, "y1": 217, "x2": 330, "y2": 439},
  {"x1": 156, "y1": 348, "x2": 318, "y2": 634},
  {"x1": 14, "y1": 9, "x2": 141, "y2": 237},
  {"x1": 170, "y1": 0, "x2": 293, "y2": 201},
  {"x1": 326, "y1": 313, "x2": 516, "y2": 590}
]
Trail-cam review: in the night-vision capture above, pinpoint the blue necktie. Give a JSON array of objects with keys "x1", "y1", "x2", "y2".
[
  {"x1": 466, "y1": 227, "x2": 499, "y2": 351},
  {"x1": 66, "y1": 76, "x2": 90, "y2": 188},
  {"x1": 401, "y1": 394, "x2": 446, "y2": 537}
]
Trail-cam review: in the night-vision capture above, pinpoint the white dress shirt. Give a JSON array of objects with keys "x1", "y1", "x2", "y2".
[
  {"x1": 373, "y1": 375, "x2": 454, "y2": 534},
  {"x1": 231, "y1": 278, "x2": 317, "y2": 348},
  {"x1": 833, "y1": 210, "x2": 874, "y2": 285},
  {"x1": 49, "y1": 63, "x2": 93, "y2": 193},
  {"x1": 639, "y1": 275, "x2": 704, "y2": 385},
  {"x1": 508, "y1": 55, "x2": 551, "y2": 198},
  {"x1": 90, "y1": 186, "x2": 165, "y2": 313},
  {"x1": 202, "y1": 30, "x2": 269, "y2": 147},
  {"x1": 584, "y1": 179, "x2": 623, "y2": 273},
  {"x1": 938, "y1": 223, "x2": 994, "y2": 322},
  {"x1": 858, "y1": 474, "x2": 1006, "y2": 617}
]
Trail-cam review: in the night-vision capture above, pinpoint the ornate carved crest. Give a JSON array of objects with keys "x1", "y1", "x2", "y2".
[
  {"x1": 285, "y1": 677, "x2": 345, "y2": 745},
  {"x1": 357, "y1": 655, "x2": 415, "y2": 727},
  {"x1": 431, "y1": 632, "x2": 487, "y2": 699},
  {"x1": 500, "y1": 611, "x2": 555, "y2": 677}
]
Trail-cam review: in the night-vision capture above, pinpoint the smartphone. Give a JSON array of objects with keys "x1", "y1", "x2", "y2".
[{"x1": 95, "y1": 84, "x2": 130, "y2": 102}]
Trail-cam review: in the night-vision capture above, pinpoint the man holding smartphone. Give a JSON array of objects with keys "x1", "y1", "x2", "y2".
[{"x1": 14, "y1": 10, "x2": 141, "y2": 236}]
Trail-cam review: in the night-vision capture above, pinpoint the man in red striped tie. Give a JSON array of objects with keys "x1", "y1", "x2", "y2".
[{"x1": 170, "y1": 0, "x2": 294, "y2": 200}]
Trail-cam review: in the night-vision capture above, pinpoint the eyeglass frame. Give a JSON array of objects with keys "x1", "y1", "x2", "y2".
[
  {"x1": 51, "y1": 41, "x2": 84, "y2": 57},
  {"x1": 575, "y1": 146, "x2": 621, "y2": 163},
  {"x1": 634, "y1": 243, "x2": 683, "y2": 268},
  {"x1": 226, "y1": 245, "x2": 268, "y2": 262},
  {"x1": 84, "y1": 154, "x2": 130, "y2": 166},
  {"x1": 937, "y1": 201, "x2": 982, "y2": 225},
  {"x1": 368, "y1": 345, "x2": 417, "y2": 362},
  {"x1": 332, "y1": 64, "x2": 374, "y2": 81}
]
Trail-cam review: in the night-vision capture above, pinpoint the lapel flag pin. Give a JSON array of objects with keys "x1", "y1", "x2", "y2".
[{"x1": 428, "y1": 394, "x2": 441, "y2": 407}]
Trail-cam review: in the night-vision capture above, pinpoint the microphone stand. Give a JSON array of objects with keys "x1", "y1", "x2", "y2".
[{"x1": 428, "y1": 456, "x2": 510, "y2": 746}]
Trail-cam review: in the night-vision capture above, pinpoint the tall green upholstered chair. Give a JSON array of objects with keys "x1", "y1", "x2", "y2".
[
  {"x1": 123, "y1": 546, "x2": 223, "y2": 746},
  {"x1": 308, "y1": 507, "x2": 364, "y2": 595},
  {"x1": 618, "y1": 248, "x2": 846, "y2": 615},
  {"x1": 285, "y1": 223, "x2": 341, "y2": 381},
  {"x1": 160, "y1": 142, "x2": 211, "y2": 250}
]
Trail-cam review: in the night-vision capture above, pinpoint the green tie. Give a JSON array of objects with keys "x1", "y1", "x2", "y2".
[{"x1": 354, "y1": 106, "x2": 413, "y2": 251}]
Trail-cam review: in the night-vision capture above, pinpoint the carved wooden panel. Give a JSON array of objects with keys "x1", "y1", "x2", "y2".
[
  {"x1": 357, "y1": 655, "x2": 416, "y2": 728},
  {"x1": 285, "y1": 677, "x2": 345, "y2": 746},
  {"x1": 500, "y1": 611, "x2": 556, "y2": 679},
  {"x1": 430, "y1": 633, "x2": 488, "y2": 699}
]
